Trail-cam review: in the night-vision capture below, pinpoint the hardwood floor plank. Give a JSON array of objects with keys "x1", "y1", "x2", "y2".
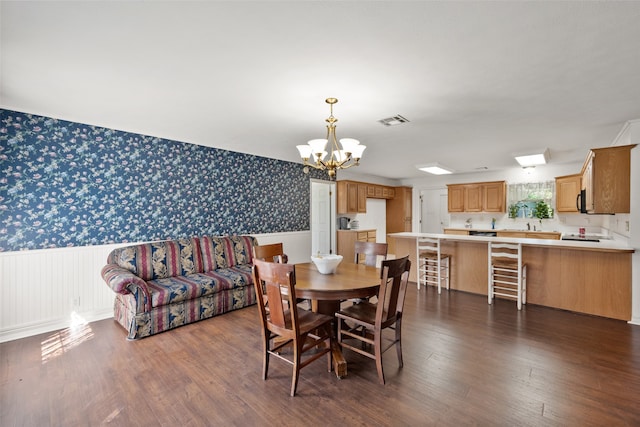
[{"x1": 2, "y1": 284, "x2": 639, "y2": 426}]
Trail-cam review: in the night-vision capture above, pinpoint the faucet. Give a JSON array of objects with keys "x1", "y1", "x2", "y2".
[
  {"x1": 526, "y1": 222, "x2": 530, "y2": 231},
  {"x1": 465, "y1": 218, "x2": 473, "y2": 229}
]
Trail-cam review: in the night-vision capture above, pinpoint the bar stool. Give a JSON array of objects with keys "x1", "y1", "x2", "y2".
[
  {"x1": 416, "y1": 237, "x2": 450, "y2": 294},
  {"x1": 488, "y1": 242, "x2": 527, "y2": 310}
]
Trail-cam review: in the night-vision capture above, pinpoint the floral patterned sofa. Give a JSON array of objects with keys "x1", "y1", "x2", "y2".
[{"x1": 101, "y1": 235, "x2": 257, "y2": 340}]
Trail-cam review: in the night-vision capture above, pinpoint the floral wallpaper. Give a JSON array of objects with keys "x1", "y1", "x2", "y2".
[{"x1": 0, "y1": 109, "x2": 325, "y2": 252}]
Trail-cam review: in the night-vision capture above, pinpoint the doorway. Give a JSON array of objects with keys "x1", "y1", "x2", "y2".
[
  {"x1": 311, "y1": 180, "x2": 336, "y2": 255},
  {"x1": 420, "y1": 188, "x2": 449, "y2": 233}
]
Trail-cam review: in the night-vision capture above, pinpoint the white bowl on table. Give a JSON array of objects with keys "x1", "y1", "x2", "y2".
[{"x1": 310, "y1": 254, "x2": 343, "y2": 274}]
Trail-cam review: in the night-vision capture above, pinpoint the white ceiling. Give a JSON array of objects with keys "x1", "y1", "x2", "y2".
[{"x1": 2, "y1": 1, "x2": 640, "y2": 180}]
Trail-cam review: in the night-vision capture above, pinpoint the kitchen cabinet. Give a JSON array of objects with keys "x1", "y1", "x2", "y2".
[
  {"x1": 555, "y1": 174, "x2": 581, "y2": 213},
  {"x1": 338, "y1": 180, "x2": 397, "y2": 213},
  {"x1": 386, "y1": 187, "x2": 412, "y2": 233},
  {"x1": 447, "y1": 185, "x2": 465, "y2": 212},
  {"x1": 444, "y1": 228, "x2": 470, "y2": 235},
  {"x1": 366, "y1": 184, "x2": 395, "y2": 199},
  {"x1": 337, "y1": 229, "x2": 376, "y2": 264},
  {"x1": 447, "y1": 181, "x2": 506, "y2": 213},
  {"x1": 483, "y1": 181, "x2": 506, "y2": 213},
  {"x1": 581, "y1": 144, "x2": 636, "y2": 214},
  {"x1": 337, "y1": 181, "x2": 367, "y2": 214},
  {"x1": 464, "y1": 184, "x2": 483, "y2": 212}
]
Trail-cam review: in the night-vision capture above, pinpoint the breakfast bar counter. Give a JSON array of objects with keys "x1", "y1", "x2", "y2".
[{"x1": 387, "y1": 232, "x2": 635, "y2": 321}]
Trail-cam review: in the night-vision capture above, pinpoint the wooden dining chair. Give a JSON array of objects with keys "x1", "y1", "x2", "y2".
[
  {"x1": 254, "y1": 242, "x2": 288, "y2": 264},
  {"x1": 252, "y1": 259, "x2": 333, "y2": 396},
  {"x1": 354, "y1": 241, "x2": 388, "y2": 267},
  {"x1": 335, "y1": 255, "x2": 411, "y2": 385}
]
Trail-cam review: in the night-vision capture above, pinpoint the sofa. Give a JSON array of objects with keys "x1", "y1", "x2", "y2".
[{"x1": 101, "y1": 235, "x2": 258, "y2": 340}]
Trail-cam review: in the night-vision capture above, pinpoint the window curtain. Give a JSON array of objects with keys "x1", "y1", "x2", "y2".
[{"x1": 507, "y1": 181, "x2": 555, "y2": 218}]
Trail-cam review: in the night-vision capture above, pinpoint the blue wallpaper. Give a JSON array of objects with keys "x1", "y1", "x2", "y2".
[{"x1": 0, "y1": 109, "x2": 326, "y2": 252}]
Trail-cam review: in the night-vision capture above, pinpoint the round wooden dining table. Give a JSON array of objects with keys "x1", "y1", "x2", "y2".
[
  {"x1": 294, "y1": 261, "x2": 380, "y2": 306},
  {"x1": 292, "y1": 261, "x2": 381, "y2": 378}
]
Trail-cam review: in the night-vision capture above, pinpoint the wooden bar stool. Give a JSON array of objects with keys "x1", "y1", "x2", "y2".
[
  {"x1": 488, "y1": 242, "x2": 527, "y2": 310},
  {"x1": 416, "y1": 237, "x2": 450, "y2": 294}
]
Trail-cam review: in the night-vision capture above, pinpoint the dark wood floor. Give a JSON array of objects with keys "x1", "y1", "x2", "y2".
[{"x1": 2, "y1": 285, "x2": 640, "y2": 426}]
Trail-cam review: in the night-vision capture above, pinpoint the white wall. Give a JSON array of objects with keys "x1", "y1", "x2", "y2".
[{"x1": 350, "y1": 198, "x2": 387, "y2": 243}]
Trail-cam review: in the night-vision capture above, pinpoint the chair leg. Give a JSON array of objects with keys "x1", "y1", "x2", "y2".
[
  {"x1": 326, "y1": 325, "x2": 333, "y2": 373},
  {"x1": 445, "y1": 257, "x2": 450, "y2": 290},
  {"x1": 488, "y1": 266, "x2": 493, "y2": 305},
  {"x1": 374, "y1": 330, "x2": 385, "y2": 385},
  {"x1": 290, "y1": 340, "x2": 302, "y2": 397},
  {"x1": 522, "y1": 265, "x2": 527, "y2": 305},
  {"x1": 395, "y1": 319, "x2": 403, "y2": 368},
  {"x1": 263, "y1": 331, "x2": 270, "y2": 380}
]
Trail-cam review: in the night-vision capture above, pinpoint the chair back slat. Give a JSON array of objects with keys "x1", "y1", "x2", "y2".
[
  {"x1": 354, "y1": 241, "x2": 388, "y2": 267},
  {"x1": 254, "y1": 243, "x2": 288, "y2": 263},
  {"x1": 253, "y1": 259, "x2": 297, "y2": 334},
  {"x1": 376, "y1": 256, "x2": 411, "y2": 325}
]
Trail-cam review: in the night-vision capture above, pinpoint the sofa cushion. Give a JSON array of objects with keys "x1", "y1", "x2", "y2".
[
  {"x1": 145, "y1": 265, "x2": 254, "y2": 307},
  {"x1": 199, "y1": 235, "x2": 256, "y2": 270},
  {"x1": 198, "y1": 236, "x2": 219, "y2": 271},
  {"x1": 109, "y1": 238, "x2": 203, "y2": 280}
]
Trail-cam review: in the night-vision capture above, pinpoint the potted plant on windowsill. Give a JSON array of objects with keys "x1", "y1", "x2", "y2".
[{"x1": 534, "y1": 200, "x2": 553, "y2": 229}]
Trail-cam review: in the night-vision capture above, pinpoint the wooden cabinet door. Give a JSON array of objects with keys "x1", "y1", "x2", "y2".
[
  {"x1": 590, "y1": 145, "x2": 634, "y2": 214},
  {"x1": 403, "y1": 188, "x2": 412, "y2": 231},
  {"x1": 337, "y1": 181, "x2": 348, "y2": 214},
  {"x1": 386, "y1": 187, "x2": 412, "y2": 233},
  {"x1": 447, "y1": 185, "x2": 465, "y2": 212},
  {"x1": 347, "y1": 182, "x2": 359, "y2": 213},
  {"x1": 366, "y1": 185, "x2": 376, "y2": 198},
  {"x1": 357, "y1": 184, "x2": 367, "y2": 213},
  {"x1": 555, "y1": 174, "x2": 581, "y2": 213},
  {"x1": 483, "y1": 182, "x2": 506, "y2": 212},
  {"x1": 464, "y1": 185, "x2": 482, "y2": 212}
]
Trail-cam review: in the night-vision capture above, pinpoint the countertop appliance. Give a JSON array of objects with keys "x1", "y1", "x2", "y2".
[
  {"x1": 469, "y1": 230, "x2": 497, "y2": 237},
  {"x1": 339, "y1": 217, "x2": 350, "y2": 230},
  {"x1": 561, "y1": 233, "x2": 605, "y2": 242}
]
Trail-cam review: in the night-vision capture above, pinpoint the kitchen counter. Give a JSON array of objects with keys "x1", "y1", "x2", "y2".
[
  {"x1": 444, "y1": 227, "x2": 563, "y2": 240},
  {"x1": 420, "y1": 231, "x2": 632, "y2": 253},
  {"x1": 387, "y1": 232, "x2": 635, "y2": 320}
]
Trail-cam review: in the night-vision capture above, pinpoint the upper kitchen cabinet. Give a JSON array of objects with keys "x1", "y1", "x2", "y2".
[
  {"x1": 482, "y1": 181, "x2": 506, "y2": 212},
  {"x1": 447, "y1": 181, "x2": 506, "y2": 213},
  {"x1": 555, "y1": 174, "x2": 581, "y2": 213},
  {"x1": 581, "y1": 144, "x2": 636, "y2": 214},
  {"x1": 447, "y1": 185, "x2": 465, "y2": 212},
  {"x1": 337, "y1": 180, "x2": 367, "y2": 214},
  {"x1": 338, "y1": 180, "x2": 398, "y2": 214},
  {"x1": 386, "y1": 186, "x2": 412, "y2": 233}
]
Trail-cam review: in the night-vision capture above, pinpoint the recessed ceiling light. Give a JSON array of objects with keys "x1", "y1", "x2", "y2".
[
  {"x1": 379, "y1": 115, "x2": 409, "y2": 127},
  {"x1": 514, "y1": 148, "x2": 549, "y2": 167},
  {"x1": 417, "y1": 163, "x2": 454, "y2": 175}
]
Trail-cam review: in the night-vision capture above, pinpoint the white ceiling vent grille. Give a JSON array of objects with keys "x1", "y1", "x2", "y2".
[{"x1": 378, "y1": 115, "x2": 409, "y2": 127}]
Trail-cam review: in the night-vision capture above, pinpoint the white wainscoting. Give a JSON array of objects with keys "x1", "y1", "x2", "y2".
[{"x1": 0, "y1": 231, "x2": 311, "y2": 343}]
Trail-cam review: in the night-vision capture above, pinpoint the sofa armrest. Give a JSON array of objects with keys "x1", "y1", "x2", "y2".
[{"x1": 101, "y1": 264, "x2": 152, "y2": 312}]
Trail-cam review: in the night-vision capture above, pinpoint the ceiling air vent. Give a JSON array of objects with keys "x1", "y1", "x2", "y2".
[{"x1": 378, "y1": 115, "x2": 409, "y2": 127}]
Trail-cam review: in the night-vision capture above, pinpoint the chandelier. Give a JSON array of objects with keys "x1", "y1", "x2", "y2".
[{"x1": 296, "y1": 98, "x2": 366, "y2": 179}]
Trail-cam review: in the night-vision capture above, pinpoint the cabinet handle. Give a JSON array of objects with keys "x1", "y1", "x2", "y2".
[{"x1": 576, "y1": 193, "x2": 581, "y2": 211}]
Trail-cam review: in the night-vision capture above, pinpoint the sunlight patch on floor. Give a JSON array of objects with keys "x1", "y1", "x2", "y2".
[{"x1": 41, "y1": 312, "x2": 94, "y2": 364}]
